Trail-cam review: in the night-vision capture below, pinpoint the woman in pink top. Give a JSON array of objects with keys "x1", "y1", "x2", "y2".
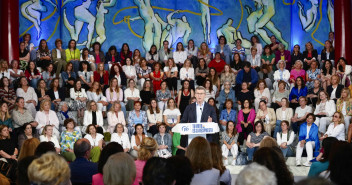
[
  {"x1": 290, "y1": 60, "x2": 306, "y2": 86},
  {"x1": 133, "y1": 137, "x2": 158, "y2": 185},
  {"x1": 237, "y1": 99, "x2": 256, "y2": 145},
  {"x1": 92, "y1": 142, "x2": 123, "y2": 185}
]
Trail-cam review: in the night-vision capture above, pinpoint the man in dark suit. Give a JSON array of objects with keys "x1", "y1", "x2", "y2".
[
  {"x1": 181, "y1": 86, "x2": 218, "y2": 143},
  {"x1": 69, "y1": 138, "x2": 98, "y2": 185}
]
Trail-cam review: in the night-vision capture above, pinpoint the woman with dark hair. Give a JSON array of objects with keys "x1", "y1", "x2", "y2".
[
  {"x1": 164, "y1": 58, "x2": 178, "y2": 96},
  {"x1": 177, "y1": 80, "x2": 194, "y2": 115},
  {"x1": 120, "y1": 43, "x2": 132, "y2": 65},
  {"x1": 60, "y1": 118, "x2": 81, "y2": 162},
  {"x1": 291, "y1": 97, "x2": 313, "y2": 134},
  {"x1": 123, "y1": 57, "x2": 137, "y2": 85},
  {"x1": 154, "y1": 123, "x2": 172, "y2": 158},
  {"x1": 19, "y1": 41, "x2": 30, "y2": 70},
  {"x1": 211, "y1": 142, "x2": 232, "y2": 185},
  {"x1": 51, "y1": 39, "x2": 67, "y2": 77},
  {"x1": 291, "y1": 44, "x2": 303, "y2": 68},
  {"x1": 237, "y1": 99, "x2": 255, "y2": 145},
  {"x1": 215, "y1": 36, "x2": 231, "y2": 64},
  {"x1": 255, "y1": 100, "x2": 277, "y2": 136},
  {"x1": 219, "y1": 99, "x2": 236, "y2": 131},
  {"x1": 289, "y1": 76, "x2": 308, "y2": 109},
  {"x1": 110, "y1": 123, "x2": 130, "y2": 152},
  {"x1": 186, "y1": 137, "x2": 220, "y2": 184},
  {"x1": 16, "y1": 76, "x2": 38, "y2": 118},
  {"x1": 236, "y1": 82, "x2": 254, "y2": 109},
  {"x1": 254, "y1": 80, "x2": 271, "y2": 111},
  {"x1": 87, "y1": 81, "x2": 108, "y2": 114},
  {"x1": 12, "y1": 97, "x2": 38, "y2": 133},
  {"x1": 65, "y1": 39, "x2": 80, "y2": 74},
  {"x1": 302, "y1": 42, "x2": 318, "y2": 70},
  {"x1": 90, "y1": 42, "x2": 107, "y2": 70},
  {"x1": 258, "y1": 64, "x2": 274, "y2": 90},
  {"x1": 321, "y1": 60, "x2": 336, "y2": 90},
  {"x1": 246, "y1": 121, "x2": 269, "y2": 161},
  {"x1": 337, "y1": 57, "x2": 352, "y2": 87},
  {"x1": 166, "y1": 156, "x2": 194, "y2": 185},
  {"x1": 204, "y1": 79, "x2": 215, "y2": 102},
  {"x1": 18, "y1": 123, "x2": 39, "y2": 150},
  {"x1": 61, "y1": 62, "x2": 76, "y2": 90},
  {"x1": 159, "y1": 40, "x2": 173, "y2": 66},
  {"x1": 254, "y1": 147, "x2": 294, "y2": 185},
  {"x1": 221, "y1": 121, "x2": 238, "y2": 166},
  {"x1": 25, "y1": 61, "x2": 42, "y2": 88},
  {"x1": 84, "y1": 124, "x2": 104, "y2": 162},
  {"x1": 186, "y1": 39, "x2": 198, "y2": 68},
  {"x1": 130, "y1": 124, "x2": 147, "y2": 158},
  {"x1": 69, "y1": 80, "x2": 88, "y2": 118},
  {"x1": 232, "y1": 52, "x2": 243, "y2": 76},
  {"x1": 92, "y1": 142, "x2": 123, "y2": 185},
  {"x1": 321, "y1": 40, "x2": 335, "y2": 67},
  {"x1": 271, "y1": 80, "x2": 289, "y2": 110},
  {"x1": 78, "y1": 60, "x2": 94, "y2": 90},
  {"x1": 35, "y1": 79, "x2": 53, "y2": 110},
  {"x1": 173, "y1": 42, "x2": 188, "y2": 70},
  {"x1": 0, "y1": 125, "x2": 18, "y2": 160},
  {"x1": 42, "y1": 63, "x2": 56, "y2": 87},
  {"x1": 47, "y1": 78, "x2": 66, "y2": 109},
  {"x1": 0, "y1": 77, "x2": 16, "y2": 111},
  {"x1": 140, "y1": 80, "x2": 155, "y2": 110},
  {"x1": 81, "y1": 47, "x2": 96, "y2": 71},
  {"x1": 146, "y1": 44, "x2": 159, "y2": 67},
  {"x1": 105, "y1": 45, "x2": 120, "y2": 67},
  {"x1": 156, "y1": 80, "x2": 171, "y2": 111},
  {"x1": 163, "y1": 98, "x2": 181, "y2": 131},
  {"x1": 195, "y1": 58, "x2": 209, "y2": 86},
  {"x1": 133, "y1": 49, "x2": 142, "y2": 67},
  {"x1": 277, "y1": 120, "x2": 296, "y2": 157},
  {"x1": 146, "y1": 99, "x2": 162, "y2": 136},
  {"x1": 35, "y1": 39, "x2": 52, "y2": 69},
  {"x1": 296, "y1": 113, "x2": 320, "y2": 167},
  {"x1": 274, "y1": 98, "x2": 293, "y2": 138},
  {"x1": 261, "y1": 45, "x2": 275, "y2": 70},
  {"x1": 250, "y1": 35, "x2": 263, "y2": 55},
  {"x1": 150, "y1": 62, "x2": 164, "y2": 94},
  {"x1": 128, "y1": 101, "x2": 148, "y2": 136},
  {"x1": 109, "y1": 63, "x2": 127, "y2": 88},
  {"x1": 232, "y1": 39, "x2": 246, "y2": 61},
  {"x1": 305, "y1": 59, "x2": 320, "y2": 90},
  {"x1": 208, "y1": 98, "x2": 219, "y2": 122}
]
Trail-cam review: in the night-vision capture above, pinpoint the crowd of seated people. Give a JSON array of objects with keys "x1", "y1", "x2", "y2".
[{"x1": 0, "y1": 32, "x2": 352, "y2": 184}]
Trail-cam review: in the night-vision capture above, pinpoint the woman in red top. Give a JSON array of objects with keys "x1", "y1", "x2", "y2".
[
  {"x1": 120, "y1": 43, "x2": 132, "y2": 65},
  {"x1": 150, "y1": 63, "x2": 164, "y2": 94},
  {"x1": 208, "y1": 52, "x2": 226, "y2": 73},
  {"x1": 94, "y1": 63, "x2": 109, "y2": 91}
]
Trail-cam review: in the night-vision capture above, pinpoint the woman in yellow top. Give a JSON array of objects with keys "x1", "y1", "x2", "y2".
[{"x1": 65, "y1": 39, "x2": 80, "y2": 75}]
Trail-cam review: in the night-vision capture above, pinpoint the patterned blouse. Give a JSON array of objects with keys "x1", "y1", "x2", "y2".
[
  {"x1": 0, "y1": 88, "x2": 16, "y2": 102},
  {"x1": 60, "y1": 130, "x2": 81, "y2": 152},
  {"x1": 221, "y1": 132, "x2": 238, "y2": 144},
  {"x1": 220, "y1": 73, "x2": 236, "y2": 85},
  {"x1": 36, "y1": 50, "x2": 51, "y2": 59},
  {"x1": 249, "y1": 132, "x2": 269, "y2": 144},
  {"x1": 136, "y1": 66, "x2": 152, "y2": 77},
  {"x1": 156, "y1": 89, "x2": 171, "y2": 102},
  {"x1": 78, "y1": 71, "x2": 93, "y2": 83},
  {"x1": 306, "y1": 69, "x2": 321, "y2": 89},
  {"x1": 128, "y1": 110, "x2": 148, "y2": 131},
  {"x1": 336, "y1": 98, "x2": 352, "y2": 116}
]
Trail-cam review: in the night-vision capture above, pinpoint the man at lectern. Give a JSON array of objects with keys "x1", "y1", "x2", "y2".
[{"x1": 181, "y1": 86, "x2": 218, "y2": 143}]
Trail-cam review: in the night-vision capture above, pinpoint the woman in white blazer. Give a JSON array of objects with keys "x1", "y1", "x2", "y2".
[
  {"x1": 39, "y1": 125, "x2": 60, "y2": 153},
  {"x1": 83, "y1": 100, "x2": 105, "y2": 134},
  {"x1": 254, "y1": 80, "x2": 271, "y2": 111},
  {"x1": 274, "y1": 98, "x2": 293, "y2": 138},
  {"x1": 273, "y1": 60, "x2": 290, "y2": 91},
  {"x1": 110, "y1": 123, "x2": 131, "y2": 153},
  {"x1": 314, "y1": 91, "x2": 336, "y2": 134},
  {"x1": 107, "y1": 102, "x2": 127, "y2": 134},
  {"x1": 35, "y1": 100, "x2": 60, "y2": 138}
]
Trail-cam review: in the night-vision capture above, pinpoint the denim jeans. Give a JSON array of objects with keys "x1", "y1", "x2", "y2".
[
  {"x1": 273, "y1": 120, "x2": 282, "y2": 139},
  {"x1": 280, "y1": 146, "x2": 294, "y2": 157},
  {"x1": 246, "y1": 146, "x2": 258, "y2": 161}
]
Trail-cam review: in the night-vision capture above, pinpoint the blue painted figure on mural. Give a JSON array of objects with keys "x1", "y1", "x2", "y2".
[
  {"x1": 216, "y1": 18, "x2": 251, "y2": 50},
  {"x1": 63, "y1": 0, "x2": 96, "y2": 48},
  {"x1": 20, "y1": 0, "x2": 57, "y2": 39},
  {"x1": 245, "y1": 0, "x2": 288, "y2": 49},
  {"x1": 200, "y1": 0, "x2": 211, "y2": 45},
  {"x1": 298, "y1": 0, "x2": 318, "y2": 32},
  {"x1": 155, "y1": 10, "x2": 192, "y2": 48},
  {"x1": 130, "y1": 0, "x2": 162, "y2": 52}
]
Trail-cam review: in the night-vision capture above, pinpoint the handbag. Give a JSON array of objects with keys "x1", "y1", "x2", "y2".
[
  {"x1": 0, "y1": 158, "x2": 17, "y2": 182},
  {"x1": 235, "y1": 152, "x2": 248, "y2": 165}
]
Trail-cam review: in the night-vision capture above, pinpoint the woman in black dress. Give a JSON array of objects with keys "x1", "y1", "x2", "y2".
[{"x1": 177, "y1": 80, "x2": 194, "y2": 115}]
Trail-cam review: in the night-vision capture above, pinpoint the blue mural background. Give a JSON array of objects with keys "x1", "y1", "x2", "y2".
[{"x1": 19, "y1": 0, "x2": 334, "y2": 55}]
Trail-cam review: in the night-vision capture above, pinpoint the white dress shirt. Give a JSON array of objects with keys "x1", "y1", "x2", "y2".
[{"x1": 325, "y1": 123, "x2": 345, "y2": 141}]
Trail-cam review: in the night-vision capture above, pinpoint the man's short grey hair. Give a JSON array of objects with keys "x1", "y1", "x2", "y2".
[
  {"x1": 235, "y1": 162, "x2": 277, "y2": 185},
  {"x1": 195, "y1": 86, "x2": 206, "y2": 93}
]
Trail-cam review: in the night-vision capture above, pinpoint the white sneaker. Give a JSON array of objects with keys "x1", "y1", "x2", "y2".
[
  {"x1": 303, "y1": 161, "x2": 311, "y2": 167},
  {"x1": 231, "y1": 160, "x2": 237, "y2": 166},
  {"x1": 296, "y1": 161, "x2": 301, "y2": 166}
]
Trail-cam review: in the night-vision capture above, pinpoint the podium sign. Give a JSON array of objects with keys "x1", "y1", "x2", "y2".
[{"x1": 172, "y1": 122, "x2": 220, "y2": 135}]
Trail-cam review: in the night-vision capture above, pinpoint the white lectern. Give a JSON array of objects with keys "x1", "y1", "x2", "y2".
[{"x1": 172, "y1": 122, "x2": 220, "y2": 144}]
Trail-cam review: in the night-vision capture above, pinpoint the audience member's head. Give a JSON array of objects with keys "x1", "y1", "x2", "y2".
[
  {"x1": 17, "y1": 156, "x2": 37, "y2": 185},
  {"x1": 320, "y1": 137, "x2": 338, "y2": 162},
  {"x1": 235, "y1": 162, "x2": 277, "y2": 185},
  {"x1": 98, "y1": 142, "x2": 123, "y2": 174},
  {"x1": 103, "y1": 152, "x2": 136, "y2": 185},
  {"x1": 259, "y1": 137, "x2": 279, "y2": 148},
  {"x1": 74, "y1": 138, "x2": 91, "y2": 159},
  {"x1": 34, "y1": 142, "x2": 56, "y2": 157},
  {"x1": 138, "y1": 137, "x2": 158, "y2": 161},
  {"x1": 18, "y1": 138, "x2": 40, "y2": 160},
  {"x1": 328, "y1": 141, "x2": 352, "y2": 185},
  {"x1": 210, "y1": 142, "x2": 226, "y2": 176},
  {"x1": 185, "y1": 136, "x2": 212, "y2": 174},
  {"x1": 253, "y1": 147, "x2": 294, "y2": 185},
  {"x1": 143, "y1": 157, "x2": 175, "y2": 185},
  {"x1": 28, "y1": 152, "x2": 70, "y2": 185},
  {"x1": 296, "y1": 177, "x2": 333, "y2": 185},
  {"x1": 167, "y1": 155, "x2": 194, "y2": 185}
]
